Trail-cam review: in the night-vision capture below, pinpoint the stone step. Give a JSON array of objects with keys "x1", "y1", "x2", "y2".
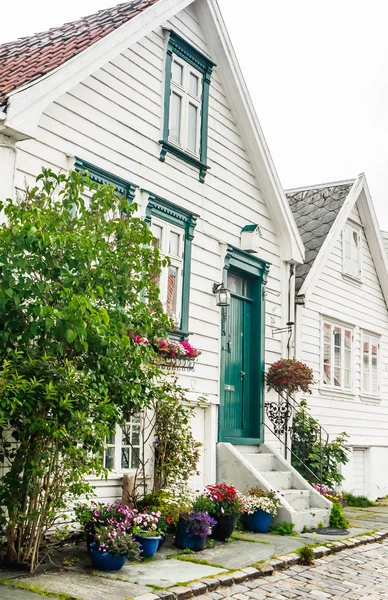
[
  {"x1": 260, "y1": 470, "x2": 293, "y2": 489},
  {"x1": 282, "y1": 489, "x2": 311, "y2": 511},
  {"x1": 243, "y1": 452, "x2": 279, "y2": 471}
]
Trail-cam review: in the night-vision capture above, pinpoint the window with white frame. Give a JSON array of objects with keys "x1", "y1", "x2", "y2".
[
  {"x1": 362, "y1": 332, "x2": 380, "y2": 396},
  {"x1": 104, "y1": 415, "x2": 140, "y2": 472},
  {"x1": 322, "y1": 321, "x2": 353, "y2": 390},
  {"x1": 151, "y1": 218, "x2": 184, "y2": 326},
  {"x1": 343, "y1": 223, "x2": 362, "y2": 279},
  {"x1": 169, "y1": 56, "x2": 202, "y2": 157}
]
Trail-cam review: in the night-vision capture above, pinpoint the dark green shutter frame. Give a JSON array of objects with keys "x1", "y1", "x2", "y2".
[
  {"x1": 74, "y1": 158, "x2": 137, "y2": 201},
  {"x1": 159, "y1": 30, "x2": 216, "y2": 183},
  {"x1": 144, "y1": 190, "x2": 198, "y2": 339}
]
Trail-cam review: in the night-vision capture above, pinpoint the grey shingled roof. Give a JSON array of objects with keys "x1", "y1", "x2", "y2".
[{"x1": 286, "y1": 180, "x2": 355, "y2": 293}]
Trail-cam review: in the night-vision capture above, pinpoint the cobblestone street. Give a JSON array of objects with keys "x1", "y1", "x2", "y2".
[{"x1": 198, "y1": 541, "x2": 388, "y2": 600}]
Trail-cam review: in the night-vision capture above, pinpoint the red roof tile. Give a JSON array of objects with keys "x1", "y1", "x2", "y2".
[{"x1": 0, "y1": 0, "x2": 161, "y2": 104}]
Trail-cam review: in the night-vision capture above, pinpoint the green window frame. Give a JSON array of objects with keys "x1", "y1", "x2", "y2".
[
  {"x1": 74, "y1": 158, "x2": 137, "y2": 201},
  {"x1": 145, "y1": 191, "x2": 198, "y2": 339},
  {"x1": 160, "y1": 30, "x2": 216, "y2": 183}
]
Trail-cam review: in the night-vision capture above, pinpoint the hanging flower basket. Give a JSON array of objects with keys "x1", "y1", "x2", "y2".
[
  {"x1": 131, "y1": 334, "x2": 201, "y2": 371},
  {"x1": 266, "y1": 358, "x2": 315, "y2": 396},
  {"x1": 153, "y1": 338, "x2": 201, "y2": 371},
  {"x1": 157, "y1": 356, "x2": 198, "y2": 372}
]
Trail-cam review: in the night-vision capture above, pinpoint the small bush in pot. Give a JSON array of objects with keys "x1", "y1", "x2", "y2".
[
  {"x1": 243, "y1": 488, "x2": 282, "y2": 533},
  {"x1": 175, "y1": 512, "x2": 217, "y2": 551},
  {"x1": 89, "y1": 524, "x2": 141, "y2": 571}
]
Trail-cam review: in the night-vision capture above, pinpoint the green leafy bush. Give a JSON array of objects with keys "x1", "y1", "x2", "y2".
[
  {"x1": 291, "y1": 400, "x2": 349, "y2": 487},
  {"x1": 297, "y1": 544, "x2": 315, "y2": 565},
  {"x1": 270, "y1": 521, "x2": 296, "y2": 536},
  {"x1": 343, "y1": 493, "x2": 375, "y2": 507},
  {"x1": 329, "y1": 502, "x2": 349, "y2": 528},
  {"x1": 0, "y1": 168, "x2": 173, "y2": 571}
]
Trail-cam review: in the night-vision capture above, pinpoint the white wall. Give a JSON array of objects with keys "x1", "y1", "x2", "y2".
[
  {"x1": 12, "y1": 3, "x2": 286, "y2": 496},
  {"x1": 296, "y1": 199, "x2": 388, "y2": 498}
]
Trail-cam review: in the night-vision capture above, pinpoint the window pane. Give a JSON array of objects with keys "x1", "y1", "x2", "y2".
[
  {"x1": 333, "y1": 327, "x2": 341, "y2": 387},
  {"x1": 107, "y1": 431, "x2": 115, "y2": 445},
  {"x1": 131, "y1": 448, "x2": 140, "y2": 469},
  {"x1": 170, "y1": 93, "x2": 182, "y2": 143},
  {"x1": 132, "y1": 426, "x2": 140, "y2": 447},
  {"x1": 167, "y1": 265, "x2": 178, "y2": 317},
  {"x1": 187, "y1": 103, "x2": 198, "y2": 153},
  {"x1": 344, "y1": 329, "x2": 351, "y2": 389},
  {"x1": 121, "y1": 448, "x2": 129, "y2": 470},
  {"x1": 323, "y1": 323, "x2": 331, "y2": 385},
  {"x1": 105, "y1": 446, "x2": 115, "y2": 470},
  {"x1": 151, "y1": 224, "x2": 163, "y2": 250},
  {"x1": 169, "y1": 231, "x2": 180, "y2": 256},
  {"x1": 189, "y1": 73, "x2": 199, "y2": 96},
  {"x1": 371, "y1": 340, "x2": 378, "y2": 394},
  {"x1": 172, "y1": 61, "x2": 183, "y2": 85}
]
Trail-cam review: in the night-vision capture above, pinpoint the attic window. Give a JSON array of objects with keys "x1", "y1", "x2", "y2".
[
  {"x1": 160, "y1": 30, "x2": 216, "y2": 183},
  {"x1": 342, "y1": 223, "x2": 361, "y2": 280}
]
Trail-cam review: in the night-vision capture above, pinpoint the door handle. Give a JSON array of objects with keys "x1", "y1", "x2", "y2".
[{"x1": 240, "y1": 371, "x2": 245, "y2": 377}]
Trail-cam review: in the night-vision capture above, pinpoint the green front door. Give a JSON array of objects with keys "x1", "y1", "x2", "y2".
[{"x1": 219, "y1": 271, "x2": 263, "y2": 444}]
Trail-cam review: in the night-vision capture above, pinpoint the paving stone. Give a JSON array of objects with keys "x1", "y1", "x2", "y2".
[
  {"x1": 217, "y1": 575, "x2": 235, "y2": 586},
  {"x1": 200, "y1": 579, "x2": 220, "y2": 592},
  {"x1": 241, "y1": 567, "x2": 260, "y2": 580},
  {"x1": 154, "y1": 591, "x2": 176, "y2": 600},
  {"x1": 231, "y1": 572, "x2": 249, "y2": 583},
  {"x1": 189, "y1": 582, "x2": 209, "y2": 596},
  {"x1": 168, "y1": 586, "x2": 193, "y2": 599}
]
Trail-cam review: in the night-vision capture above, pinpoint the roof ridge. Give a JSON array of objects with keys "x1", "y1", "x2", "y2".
[{"x1": 285, "y1": 178, "x2": 356, "y2": 194}]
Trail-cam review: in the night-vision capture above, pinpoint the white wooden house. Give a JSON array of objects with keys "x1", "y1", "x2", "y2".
[
  {"x1": 287, "y1": 175, "x2": 388, "y2": 499},
  {"x1": 0, "y1": 0, "x2": 332, "y2": 529}
]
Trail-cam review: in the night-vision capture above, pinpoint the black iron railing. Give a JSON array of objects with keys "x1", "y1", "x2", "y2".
[{"x1": 265, "y1": 390, "x2": 329, "y2": 485}]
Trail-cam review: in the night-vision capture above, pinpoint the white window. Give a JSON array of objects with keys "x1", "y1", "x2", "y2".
[
  {"x1": 343, "y1": 224, "x2": 361, "y2": 279},
  {"x1": 169, "y1": 55, "x2": 202, "y2": 157},
  {"x1": 362, "y1": 332, "x2": 380, "y2": 396},
  {"x1": 104, "y1": 415, "x2": 141, "y2": 472},
  {"x1": 322, "y1": 321, "x2": 353, "y2": 390},
  {"x1": 151, "y1": 218, "x2": 184, "y2": 326}
]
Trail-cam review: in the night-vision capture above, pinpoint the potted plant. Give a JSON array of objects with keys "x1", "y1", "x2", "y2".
[
  {"x1": 175, "y1": 511, "x2": 217, "y2": 551},
  {"x1": 132, "y1": 511, "x2": 162, "y2": 558},
  {"x1": 75, "y1": 501, "x2": 135, "y2": 552},
  {"x1": 195, "y1": 483, "x2": 245, "y2": 541},
  {"x1": 243, "y1": 488, "x2": 282, "y2": 533},
  {"x1": 89, "y1": 524, "x2": 141, "y2": 571},
  {"x1": 266, "y1": 358, "x2": 315, "y2": 396}
]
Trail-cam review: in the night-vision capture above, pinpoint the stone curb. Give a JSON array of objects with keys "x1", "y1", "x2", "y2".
[{"x1": 133, "y1": 529, "x2": 388, "y2": 600}]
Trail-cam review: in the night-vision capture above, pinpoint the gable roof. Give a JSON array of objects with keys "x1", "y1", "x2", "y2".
[
  {"x1": 286, "y1": 180, "x2": 354, "y2": 293},
  {"x1": 0, "y1": 0, "x2": 160, "y2": 105},
  {"x1": 287, "y1": 174, "x2": 388, "y2": 307},
  {"x1": 0, "y1": 0, "x2": 304, "y2": 263}
]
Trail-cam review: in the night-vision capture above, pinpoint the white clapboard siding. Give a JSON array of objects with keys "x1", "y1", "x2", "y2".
[
  {"x1": 297, "y1": 201, "x2": 388, "y2": 469},
  {"x1": 13, "y1": 4, "x2": 285, "y2": 495}
]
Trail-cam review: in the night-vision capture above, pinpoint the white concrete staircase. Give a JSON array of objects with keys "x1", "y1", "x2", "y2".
[{"x1": 217, "y1": 443, "x2": 331, "y2": 532}]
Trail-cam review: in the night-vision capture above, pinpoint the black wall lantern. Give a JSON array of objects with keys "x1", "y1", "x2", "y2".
[{"x1": 212, "y1": 282, "x2": 231, "y2": 307}]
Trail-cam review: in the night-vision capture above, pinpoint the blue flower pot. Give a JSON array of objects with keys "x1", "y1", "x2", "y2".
[
  {"x1": 86, "y1": 531, "x2": 95, "y2": 554},
  {"x1": 175, "y1": 518, "x2": 207, "y2": 551},
  {"x1": 89, "y1": 543, "x2": 127, "y2": 571},
  {"x1": 246, "y1": 509, "x2": 273, "y2": 533},
  {"x1": 134, "y1": 534, "x2": 161, "y2": 558}
]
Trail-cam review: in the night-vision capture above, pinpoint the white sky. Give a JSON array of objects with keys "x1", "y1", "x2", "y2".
[{"x1": 2, "y1": 0, "x2": 388, "y2": 228}]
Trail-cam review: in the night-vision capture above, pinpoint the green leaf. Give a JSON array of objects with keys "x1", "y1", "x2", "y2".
[{"x1": 65, "y1": 329, "x2": 77, "y2": 343}]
